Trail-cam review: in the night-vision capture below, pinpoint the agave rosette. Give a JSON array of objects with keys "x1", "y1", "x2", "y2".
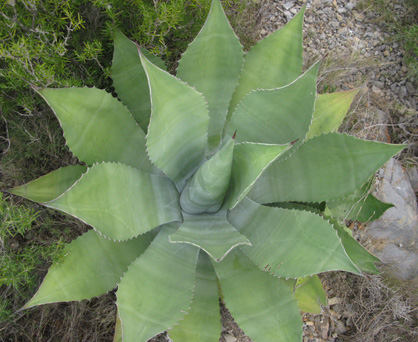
[{"x1": 9, "y1": 1, "x2": 404, "y2": 341}]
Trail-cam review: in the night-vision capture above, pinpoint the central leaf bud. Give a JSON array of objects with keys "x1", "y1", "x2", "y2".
[{"x1": 180, "y1": 138, "x2": 235, "y2": 214}]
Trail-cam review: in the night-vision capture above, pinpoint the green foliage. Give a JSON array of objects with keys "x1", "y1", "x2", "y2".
[
  {"x1": 0, "y1": 0, "x2": 223, "y2": 118},
  {"x1": 398, "y1": 23, "x2": 418, "y2": 77},
  {"x1": 0, "y1": 193, "x2": 65, "y2": 321},
  {"x1": 5, "y1": 1, "x2": 405, "y2": 341}
]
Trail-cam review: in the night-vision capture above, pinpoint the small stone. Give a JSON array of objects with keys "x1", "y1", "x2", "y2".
[
  {"x1": 337, "y1": 7, "x2": 347, "y2": 14},
  {"x1": 345, "y1": 2, "x2": 356, "y2": 10},
  {"x1": 375, "y1": 81, "x2": 385, "y2": 89},
  {"x1": 224, "y1": 334, "x2": 236, "y2": 342},
  {"x1": 284, "y1": 11, "x2": 293, "y2": 21},
  {"x1": 383, "y1": 49, "x2": 390, "y2": 57},
  {"x1": 283, "y1": 1, "x2": 294, "y2": 10},
  {"x1": 335, "y1": 321, "x2": 347, "y2": 334},
  {"x1": 406, "y1": 82, "x2": 415, "y2": 94},
  {"x1": 328, "y1": 297, "x2": 343, "y2": 306},
  {"x1": 399, "y1": 86, "x2": 407, "y2": 98},
  {"x1": 330, "y1": 20, "x2": 340, "y2": 28},
  {"x1": 390, "y1": 84, "x2": 400, "y2": 94},
  {"x1": 372, "y1": 85, "x2": 382, "y2": 95}
]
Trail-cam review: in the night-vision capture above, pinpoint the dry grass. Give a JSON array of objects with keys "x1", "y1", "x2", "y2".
[
  {"x1": 0, "y1": 295, "x2": 116, "y2": 342},
  {"x1": 321, "y1": 272, "x2": 418, "y2": 342}
]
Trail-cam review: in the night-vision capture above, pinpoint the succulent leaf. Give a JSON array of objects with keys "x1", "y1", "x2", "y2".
[
  {"x1": 228, "y1": 197, "x2": 360, "y2": 277},
  {"x1": 25, "y1": 229, "x2": 155, "y2": 308},
  {"x1": 177, "y1": 0, "x2": 244, "y2": 153},
  {"x1": 38, "y1": 88, "x2": 156, "y2": 173},
  {"x1": 112, "y1": 30, "x2": 166, "y2": 131},
  {"x1": 227, "y1": 7, "x2": 304, "y2": 120},
  {"x1": 326, "y1": 179, "x2": 394, "y2": 222},
  {"x1": 224, "y1": 142, "x2": 291, "y2": 209},
  {"x1": 180, "y1": 138, "x2": 234, "y2": 214},
  {"x1": 139, "y1": 51, "x2": 209, "y2": 189},
  {"x1": 227, "y1": 61, "x2": 319, "y2": 144},
  {"x1": 331, "y1": 219, "x2": 380, "y2": 273},
  {"x1": 249, "y1": 133, "x2": 405, "y2": 203},
  {"x1": 170, "y1": 211, "x2": 251, "y2": 262},
  {"x1": 169, "y1": 252, "x2": 222, "y2": 342},
  {"x1": 213, "y1": 249, "x2": 303, "y2": 342},
  {"x1": 307, "y1": 89, "x2": 359, "y2": 139},
  {"x1": 9, "y1": 165, "x2": 86, "y2": 202},
  {"x1": 116, "y1": 224, "x2": 199, "y2": 342},
  {"x1": 44, "y1": 163, "x2": 182, "y2": 241},
  {"x1": 294, "y1": 275, "x2": 327, "y2": 314}
]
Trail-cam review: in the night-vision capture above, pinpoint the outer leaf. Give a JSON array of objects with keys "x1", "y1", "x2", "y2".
[
  {"x1": 25, "y1": 229, "x2": 155, "y2": 308},
  {"x1": 226, "y1": 62, "x2": 319, "y2": 144},
  {"x1": 9, "y1": 165, "x2": 86, "y2": 202},
  {"x1": 249, "y1": 133, "x2": 405, "y2": 203},
  {"x1": 44, "y1": 163, "x2": 182, "y2": 241},
  {"x1": 227, "y1": 7, "x2": 304, "y2": 118},
  {"x1": 116, "y1": 224, "x2": 199, "y2": 342},
  {"x1": 177, "y1": 0, "x2": 243, "y2": 153},
  {"x1": 228, "y1": 197, "x2": 360, "y2": 277},
  {"x1": 224, "y1": 142, "x2": 291, "y2": 210},
  {"x1": 307, "y1": 89, "x2": 359, "y2": 139},
  {"x1": 140, "y1": 51, "x2": 209, "y2": 189},
  {"x1": 332, "y1": 220, "x2": 380, "y2": 273},
  {"x1": 38, "y1": 88, "x2": 156, "y2": 173},
  {"x1": 112, "y1": 30, "x2": 166, "y2": 131},
  {"x1": 169, "y1": 252, "x2": 221, "y2": 342},
  {"x1": 170, "y1": 211, "x2": 250, "y2": 262},
  {"x1": 294, "y1": 275, "x2": 327, "y2": 314},
  {"x1": 270, "y1": 201, "x2": 380, "y2": 273},
  {"x1": 213, "y1": 249, "x2": 302, "y2": 342},
  {"x1": 180, "y1": 138, "x2": 234, "y2": 214},
  {"x1": 326, "y1": 180, "x2": 394, "y2": 222}
]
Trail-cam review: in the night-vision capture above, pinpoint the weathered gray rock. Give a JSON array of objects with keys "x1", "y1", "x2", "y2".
[
  {"x1": 362, "y1": 158, "x2": 418, "y2": 280},
  {"x1": 406, "y1": 165, "x2": 418, "y2": 193}
]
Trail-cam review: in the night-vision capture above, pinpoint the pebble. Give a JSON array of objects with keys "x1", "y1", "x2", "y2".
[{"x1": 283, "y1": 2, "x2": 294, "y2": 10}]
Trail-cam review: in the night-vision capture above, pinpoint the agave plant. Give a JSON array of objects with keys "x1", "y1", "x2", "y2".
[{"x1": 9, "y1": 1, "x2": 404, "y2": 341}]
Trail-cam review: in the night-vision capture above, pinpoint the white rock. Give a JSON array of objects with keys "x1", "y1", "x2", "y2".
[{"x1": 283, "y1": 2, "x2": 294, "y2": 10}]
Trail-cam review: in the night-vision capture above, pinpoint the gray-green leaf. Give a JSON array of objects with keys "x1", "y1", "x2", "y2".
[
  {"x1": 228, "y1": 197, "x2": 360, "y2": 277},
  {"x1": 116, "y1": 224, "x2": 199, "y2": 342},
  {"x1": 249, "y1": 133, "x2": 405, "y2": 203},
  {"x1": 25, "y1": 229, "x2": 155, "y2": 308},
  {"x1": 44, "y1": 163, "x2": 182, "y2": 241}
]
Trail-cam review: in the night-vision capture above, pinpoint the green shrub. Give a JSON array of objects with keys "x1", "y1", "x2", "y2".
[
  {"x1": 0, "y1": 193, "x2": 65, "y2": 321},
  {"x1": 0, "y1": 0, "x2": 220, "y2": 118}
]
